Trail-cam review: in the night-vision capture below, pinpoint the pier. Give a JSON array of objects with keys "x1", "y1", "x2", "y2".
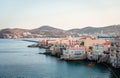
[{"x1": 22, "y1": 39, "x2": 39, "y2": 43}]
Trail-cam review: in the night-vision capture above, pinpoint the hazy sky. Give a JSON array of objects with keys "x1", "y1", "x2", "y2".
[{"x1": 0, "y1": 0, "x2": 120, "y2": 30}]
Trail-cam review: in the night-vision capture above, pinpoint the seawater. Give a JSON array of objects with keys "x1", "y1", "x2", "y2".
[{"x1": 0, "y1": 38, "x2": 119, "y2": 78}]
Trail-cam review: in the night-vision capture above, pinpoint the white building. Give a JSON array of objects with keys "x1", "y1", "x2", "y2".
[{"x1": 61, "y1": 45, "x2": 86, "y2": 60}]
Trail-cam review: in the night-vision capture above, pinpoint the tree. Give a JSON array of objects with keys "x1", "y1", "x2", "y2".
[{"x1": 80, "y1": 41, "x2": 84, "y2": 46}]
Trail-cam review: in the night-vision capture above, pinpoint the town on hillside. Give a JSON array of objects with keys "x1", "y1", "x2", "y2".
[{"x1": 28, "y1": 36, "x2": 120, "y2": 68}]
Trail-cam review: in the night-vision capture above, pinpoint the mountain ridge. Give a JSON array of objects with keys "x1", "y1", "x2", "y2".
[
  {"x1": 68, "y1": 25, "x2": 120, "y2": 34},
  {"x1": 0, "y1": 25, "x2": 120, "y2": 38}
]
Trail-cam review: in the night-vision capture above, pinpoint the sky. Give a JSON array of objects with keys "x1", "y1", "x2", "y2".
[{"x1": 0, "y1": 0, "x2": 120, "y2": 30}]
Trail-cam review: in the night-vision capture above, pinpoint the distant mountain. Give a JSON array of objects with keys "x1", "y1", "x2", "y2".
[
  {"x1": 0, "y1": 28, "x2": 29, "y2": 38},
  {"x1": 0, "y1": 25, "x2": 120, "y2": 38},
  {"x1": 0, "y1": 26, "x2": 71, "y2": 38},
  {"x1": 31, "y1": 25, "x2": 64, "y2": 33},
  {"x1": 68, "y1": 25, "x2": 120, "y2": 35},
  {"x1": 37, "y1": 25, "x2": 64, "y2": 31},
  {"x1": 31, "y1": 25, "x2": 71, "y2": 37}
]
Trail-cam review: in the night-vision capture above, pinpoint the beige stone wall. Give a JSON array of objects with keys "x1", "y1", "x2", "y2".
[
  {"x1": 85, "y1": 39, "x2": 105, "y2": 47},
  {"x1": 84, "y1": 39, "x2": 106, "y2": 52}
]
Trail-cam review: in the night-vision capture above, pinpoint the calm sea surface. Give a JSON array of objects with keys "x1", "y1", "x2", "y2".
[{"x1": 0, "y1": 38, "x2": 119, "y2": 78}]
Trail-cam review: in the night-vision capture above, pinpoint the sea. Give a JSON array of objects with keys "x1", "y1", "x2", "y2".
[{"x1": 0, "y1": 38, "x2": 119, "y2": 78}]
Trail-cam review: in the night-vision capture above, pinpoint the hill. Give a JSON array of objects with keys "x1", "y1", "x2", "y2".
[
  {"x1": 0, "y1": 28, "x2": 30, "y2": 38},
  {"x1": 30, "y1": 25, "x2": 71, "y2": 37},
  {"x1": 68, "y1": 25, "x2": 120, "y2": 35},
  {"x1": 0, "y1": 25, "x2": 120, "y2": 38}
]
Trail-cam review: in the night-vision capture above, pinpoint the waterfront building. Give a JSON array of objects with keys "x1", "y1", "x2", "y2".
[
  {"x1": 79, "y1": 36, "x2": 109, "y2": 52},
  {"x1": 39, "y1": 36, "x2": 120, "y2": 68},
  {"x1": 88, "y1": 44, "x2": 108, "y2": 62},
  {"x1": 61, "y1": 45, "x2": 86, "y2": 60},
  {"x1": 109, "y1": 38, "x2": 120, "y2": 68}
]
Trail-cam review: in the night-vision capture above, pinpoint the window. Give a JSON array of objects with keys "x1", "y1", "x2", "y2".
[{"x1": 74, "y1": 51, "x2": 81, "y2": 55}]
